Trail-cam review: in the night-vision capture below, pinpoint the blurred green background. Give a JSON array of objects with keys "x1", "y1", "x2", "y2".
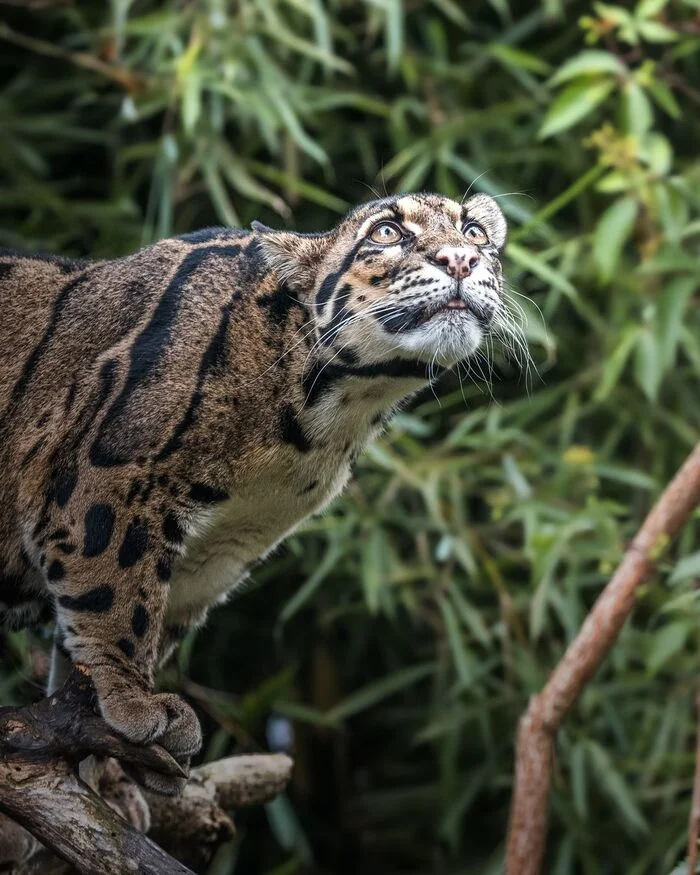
[{"x1": 1, "y1": 1, "x2": 700, "y2": 873}]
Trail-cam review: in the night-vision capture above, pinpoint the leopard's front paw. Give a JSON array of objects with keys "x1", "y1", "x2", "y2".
[{"x1": 98, "y1": 687, "x2": 202, "y2": 795}]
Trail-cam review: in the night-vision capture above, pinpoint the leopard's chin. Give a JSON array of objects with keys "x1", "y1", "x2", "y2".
[{"x1": 391, "y1": 310, "x2": 484, "y2": 368}]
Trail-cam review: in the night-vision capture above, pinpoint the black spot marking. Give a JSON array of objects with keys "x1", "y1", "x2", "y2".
[
  {"x1": 47, "y1": 560, "x2": 65, "y2": 582},
  {"x1": 139, "y1": 474, "x2": 156, "y2": 503},
  {"x1": 163, "y1": 513, "x2": 183, "y2": 544},
  {"x1": 299, "y1": 480, "x2": 318, "y2": 495},
  {"x1": 131, "y1": 604, "x2": 149, "y2": 638},
  {"x1": 51, "y1": 464, "x2": 78, "y2": 508},
  {"x1": 156, "y1": 557, "x2": 172, "y2": 582},
  {"x1": 21, "y1": 439, "x2": 44, "y2": 468},
  {"x1": 0, "y1": 262, "x2": 14, "y2": 280},
  {"x1": 138, "y1": 587, "x2": 147, "y2": 600},
  {"x1": 64, "y1": 380, "x2": 77, "y2": 412},
  {"x1": 118, "y1": 518, "x2": 149, "y2": 568},
  {"x1": 50, "y1": 528, "x2": 70, "y2": 541},
  {"x1": 57, "y1": 542, "x2": 75, "y2": 555},
  {"x1": 188, "y1": 483, "x2": 228, "y2": 504},
  {"x1": 58, "y1": 585, "x2": 114, "y2": 612},
  {"x1": 93, "y1": 245, "x2": 241, "y2": 466},
  {"x1": 117, "y1": 638, "x2": 135, "y2": 658},
  {"x1": 83, "y1": 504, "x2": 116, "y2": 557},
  {"x1": 126, "y1": 480, "x2": 142, "y2": 504},
  {"x1": 279, "y1": 404, "x2": 311, "y2": 452}
]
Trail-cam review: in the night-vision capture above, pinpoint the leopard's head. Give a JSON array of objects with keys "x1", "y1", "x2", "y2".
[{"x1": 258, "y1": 192, "x2": 517, "y2": 371}]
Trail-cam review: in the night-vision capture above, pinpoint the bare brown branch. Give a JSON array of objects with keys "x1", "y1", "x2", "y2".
[{"x1": 506, "y1": 442, "x2": 700, "y2": 875}]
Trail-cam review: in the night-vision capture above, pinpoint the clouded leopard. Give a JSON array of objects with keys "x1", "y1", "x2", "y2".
[{"x1": 0, "y1": 192, "x2": 512, "y2": 792}]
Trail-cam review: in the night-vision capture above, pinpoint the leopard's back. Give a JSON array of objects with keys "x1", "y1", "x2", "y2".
[{"x1": 0, "y1": 234, "x2": 252, "y2": 624}]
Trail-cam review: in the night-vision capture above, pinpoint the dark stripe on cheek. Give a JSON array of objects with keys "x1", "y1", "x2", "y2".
[
  {"x1": 58, "y1": 584, "x2": 114, "y2": 612},
  {"x1": 118, "y1": 518, "x2": 149, "y2": 568},
  {"x1": 378, "y1": 308, "x2": 426, "y2": 333},
  {"x1": 315, "y1": 239, "x2": 363, "y2": 313},
  {"x1": 83, "y1": 504, "x2": 116, "y2": 557},
  {"x1": 302, "y1": 358, "x2": 431, "y2": 406}
]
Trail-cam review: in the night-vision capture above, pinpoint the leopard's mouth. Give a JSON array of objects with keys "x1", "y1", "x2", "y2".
[{"x1": 418, "y1": 297, "x2": 470, "y2": 324}]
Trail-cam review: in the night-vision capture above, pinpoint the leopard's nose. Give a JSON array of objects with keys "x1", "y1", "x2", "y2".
[{"x1": 433, "y1": 246, "x2": 479, "y2": 280}]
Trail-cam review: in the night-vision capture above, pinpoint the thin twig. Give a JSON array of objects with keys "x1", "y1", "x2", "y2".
[
  {"x1": 0, "y1": 23, "x2": 147, "y2": 92},
  {"x1": 506, "y1": 442, "x2": 700, "y2": 875}
]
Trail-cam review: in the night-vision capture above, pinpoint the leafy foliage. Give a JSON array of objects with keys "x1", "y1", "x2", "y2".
[{"x1": 1, "y1": 1, "x2": 699, "y2": 873}]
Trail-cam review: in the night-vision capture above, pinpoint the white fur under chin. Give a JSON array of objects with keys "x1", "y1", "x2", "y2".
[{"x1": 393, "y1": 311, "x2": 484, "y2": 367}]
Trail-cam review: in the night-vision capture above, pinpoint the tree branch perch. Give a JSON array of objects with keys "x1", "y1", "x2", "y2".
[{"x1": 0, "y1": 665, "x2": 294, "y2": 874}]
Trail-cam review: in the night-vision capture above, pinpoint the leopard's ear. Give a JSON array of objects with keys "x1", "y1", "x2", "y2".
[
  {"x1": 256, "y1": 229, "x2": 337, "y2": 292},
  {"x1": 463, "y1": 193, "x2": 507, "y2": 250}
]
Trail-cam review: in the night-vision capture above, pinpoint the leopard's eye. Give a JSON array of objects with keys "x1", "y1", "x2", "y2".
[
  {"x1": 369, "y1": 222, "x2": 403, "y2": 245},
  {"x1": 462, "y1": 221, "x2": 488, "y2": 245}
]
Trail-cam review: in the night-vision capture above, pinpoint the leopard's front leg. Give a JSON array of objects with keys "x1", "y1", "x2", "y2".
[{"x1": 41, "y1": 504, "x2": 200, "y2": 795}]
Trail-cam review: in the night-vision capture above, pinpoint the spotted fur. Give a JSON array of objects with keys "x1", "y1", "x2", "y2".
[{"x1": 0, "y1": 193, "x2": 511, "y2": 791}]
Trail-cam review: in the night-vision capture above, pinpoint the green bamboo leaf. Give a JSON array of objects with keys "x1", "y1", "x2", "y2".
[
  {"x1": 635, "y1": 0, "x2": 668, "y2": 16},
  {"x1": 593, "y1": 196, "x2": 638, "y2": 283},
  {"x1": 549, "y1": 50, "x2": 625, "y2": 85},
  {"x1": 656, "y1": 276, "x2": 697, "y2": 368},
  {"x1": 622, "y1": 80, "x2": 653, "y2": 136},
  {"x1": 646, "y1": 78, "x2": 682, "y2": 118},
  {"x1": 647, "y1": 621, "x2": 688, "y2": 675},
  {"x1": 586, "y1": 742, "x2": 648, "y2": 835},
  {"x1": 669, "y1": 552, "x2": 700, "y2": 584},
  {"x1": 633, "y1": 328, "x2": 662, "y2": 401},
  {"x1": 507, "y1": 242, "x2": 578, "y2": 298},
  {"x1": 636, "y1": 20, "x2": 678, "y2": 42},
  {"x1": 325, "y1": 664, "x2": 435, "y2": 722},
  {"x1": 593, "y1": 326, "x2": 640, "y2": 402},
  {"x1": 539, "y1": 79, "x2": 615, "y2": 139}
]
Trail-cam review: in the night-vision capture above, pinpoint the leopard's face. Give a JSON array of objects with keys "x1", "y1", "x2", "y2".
[{"x1": 259, "y1": 192, "x2": 508, "y2": 369}]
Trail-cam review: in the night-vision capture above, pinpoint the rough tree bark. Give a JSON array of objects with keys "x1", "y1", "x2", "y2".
[
  {"x1": 0, "y1": 665, "x2": 294, "y2": 874},
  {"x1": 506, "y1": 442, "x2": 700, "y2": 875}
]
